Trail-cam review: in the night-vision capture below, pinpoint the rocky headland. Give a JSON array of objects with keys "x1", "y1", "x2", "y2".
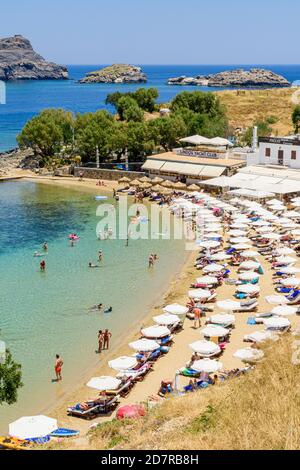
[
  {"x1": 0, "y1": 35, "x2": 68, "y2": 81},
  {"x1": 168, "y1": 68, "x2": 291, "y2": 88},
  {"x1": 80, "y1": 64, "x2": 147, "y2": 84}
]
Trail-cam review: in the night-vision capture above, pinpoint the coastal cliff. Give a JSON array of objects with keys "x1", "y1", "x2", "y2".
[
  {"x1": 0, "y1": 35, "x2": 68, "y2": 81},
  {"x1": 168, "y1": 68, "x2": 291, "y2": 88},
  {"x1": 80, "y1": 64, "x2": 147, "y2": 84}
]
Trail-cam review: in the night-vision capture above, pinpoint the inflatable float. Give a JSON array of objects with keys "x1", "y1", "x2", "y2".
[
  {"x1": 50, "y1": 428, "x2": 79, "y2": 438},
  {"x1": 68, "y1": 234, "x2": 80, "y2": 240},
  {"x1": 95, "y1": 196, "x2": 108, "y2": 201}
]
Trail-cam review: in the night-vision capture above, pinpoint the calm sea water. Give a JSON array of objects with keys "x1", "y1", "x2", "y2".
[
  {"x1": 0, "y1": 65, "x2": 300, "y2": 152},
  {"x1": 0, "y1": 180, "x2": 186, "y2": 432}
]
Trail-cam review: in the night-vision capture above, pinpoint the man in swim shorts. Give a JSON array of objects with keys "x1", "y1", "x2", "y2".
[
  {"x1": 55, "y1": 354, "x2": 63, "y2": 381},
  {"x1": 103, "y1": 329, "x2": 112, "y2": 350}
]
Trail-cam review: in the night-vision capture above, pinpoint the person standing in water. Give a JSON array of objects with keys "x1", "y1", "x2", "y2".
[
  {"x1": 54, "y1": 354, "x2": 63, "y2": 381},
  {"x1": 40, "y1": 260, "x2": 46, "y2": 271},
  {"x1": 43, "y1": 242, "x2": 48, "y2": 252},
  {"x1": 103, "y1": 329, "x2": 112, "y2": 350},
  {"x1": 148, "y1": 254, "x2": 154, "y2": 269},
  {"x1": 98, "y1": 330, "x2": 104, "y2": 353},
  {"x1": 98, "y1": 250, "x2": 103, "y2": 263}
]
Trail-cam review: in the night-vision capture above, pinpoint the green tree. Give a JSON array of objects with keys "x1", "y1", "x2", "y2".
[
  {"x1": 17, "y1": 109, "x2": 75, "y2": 160},
  {"x1": 105, "y1": 88, "x2": 159, "y2": 114},
  {"x1": 127, "y1": 122, "x2": 155, "y2": 160},
  {"x1": 292, "y1": 106, "x2": 300, "y2": 133},
  {"x1": 148, "y1": 115, "x2": 187, "y2": 151},
  {"x1": 106, "y1": 122, "x2": 128, "y2": 161},
  {"x1": 117, "y1": 96, "x2": 144, "y2": 122},
  {"x1": 75, "y1": 110, "x2": 115, "y2": 161},
  {"x1": 0, "y1": 349, "x2": 23, "y2": 406}
]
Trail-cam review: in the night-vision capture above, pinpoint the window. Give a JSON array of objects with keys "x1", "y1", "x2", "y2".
[
  {"x1": 265, "y1": 148, "x2": 271, "y2": 157},
  {"x1": 291, "y1": 150, "x2": 297, "y2": 160}
]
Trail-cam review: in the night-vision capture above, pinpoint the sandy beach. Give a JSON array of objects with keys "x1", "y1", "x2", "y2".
[{"x1": 2, "y1": 172, "x2": 300, "y2": 449}]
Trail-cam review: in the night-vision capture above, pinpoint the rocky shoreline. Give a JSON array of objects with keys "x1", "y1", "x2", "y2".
[
  {"x1": 168, "y1": 68, "x2": 291, "y2": 88},
  {"x1": 80, "y1": 63, "x2": 147, "y2": 84},
  {"x1": 0, "y1": 148, "x2": 39, "y2": 176},
  {"x1": 0, "y1": 35, "x2": 68, "y2": 81}
]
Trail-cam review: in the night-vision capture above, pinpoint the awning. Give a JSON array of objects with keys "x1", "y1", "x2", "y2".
[
  {"x1": 160, "y1": 162, "x2": 204, "y2": 175},
  {"x1": 200, "y1": 166, "x2": 226, "y2": 177},
  {"x1": 142, "y1": 160, "x2": 165, "y2": 171}
]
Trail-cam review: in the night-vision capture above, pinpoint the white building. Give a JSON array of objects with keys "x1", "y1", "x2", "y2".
[{"x1": 248, "y1": 136, "x2": 300, "y2": 169}]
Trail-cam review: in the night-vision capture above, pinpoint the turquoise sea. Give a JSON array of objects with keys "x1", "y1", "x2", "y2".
[
  {"x1": 1, "y1": 64, "x2": 300, "y2": 152},
  {"x1": 0, "y1": 180, "x2": 187, "y2": 432}
]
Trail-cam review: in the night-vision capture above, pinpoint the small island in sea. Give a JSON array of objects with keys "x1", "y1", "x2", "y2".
[
  {"x1": 79, "y1": 63, "x2": 147, "y2": 84},
  {"x1": 168, "y1": 68, "x2": 291, "y2": 88},
  {"x1": 0, "y1": 35, "x2": 68, "y2": 81}
]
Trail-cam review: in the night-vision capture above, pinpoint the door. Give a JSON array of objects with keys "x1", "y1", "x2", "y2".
[{"x1": 278, "y1": 149, "x2": 284, "y2": 165}]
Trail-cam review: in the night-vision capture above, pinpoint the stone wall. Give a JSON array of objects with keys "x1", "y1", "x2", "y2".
[{"x1": 73, "y1": 167, "x2": 146, "y2": 181}]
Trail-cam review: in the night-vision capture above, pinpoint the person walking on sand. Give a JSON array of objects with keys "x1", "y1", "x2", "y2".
[
  {"x1": 54, "y1": 354, "x2": 63, "y2": 381},
  {"x1": 98, "y1": 330, "x2": 104, "y2": 353},
  {"x1": 103, "y1": 329, "x2": 112, "y2": 350}
]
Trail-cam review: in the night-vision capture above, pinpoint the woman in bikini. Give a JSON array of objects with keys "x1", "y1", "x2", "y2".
[{"x1": 55, "y1": 354, "x2": 63, "y2": 381}]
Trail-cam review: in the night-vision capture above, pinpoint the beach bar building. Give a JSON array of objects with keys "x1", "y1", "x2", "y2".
[{"x1": 142, "y1": 135, "x2": 245, "y2": 184}]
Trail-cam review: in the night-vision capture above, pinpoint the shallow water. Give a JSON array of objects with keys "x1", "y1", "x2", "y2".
[{"x1": 0, "y1": 181, "x2": 187, "y2": 432}]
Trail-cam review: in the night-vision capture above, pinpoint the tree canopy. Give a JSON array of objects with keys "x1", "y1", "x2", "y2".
[
  {"x1": 17, "y1": 88, "x2": 231, "y2": 165},
  {"x1": 292, "y1": 106, "x2": 300, "y2": 134},
  {"x1": 0, "y1": 349, "x2": 23, "y2": 406}
]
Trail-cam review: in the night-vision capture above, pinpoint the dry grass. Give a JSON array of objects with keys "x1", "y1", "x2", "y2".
[
  {"x1": 216, "y1": 88, "x2": 295, "y2": 135},
  {"x1": 84, "y1": 337, "x2": 300, "y2": 450}
]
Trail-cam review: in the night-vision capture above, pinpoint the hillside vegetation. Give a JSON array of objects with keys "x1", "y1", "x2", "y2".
[
  {"x1": 83, "y1": 337, "x2": 300, "y2": 450},
  {"x1": 217, "y1": 87, "x2": 296, "y2": 136}
]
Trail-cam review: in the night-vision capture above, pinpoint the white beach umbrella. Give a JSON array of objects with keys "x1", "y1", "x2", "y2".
[
  {"x1": 262, "y1": 232, "x2": 280, "y2": 240},
  {"x1": 204, "y1": 224, "x2": 222, "y2": 232},
  {"x1": 256, "y1": 226, "x2": 275, "y2": 234},
  {"x1": 199, "y1": 240, "x2": 220, "y2": 249},
  {"x1": 204, "y1": 232, "x2": 222, "y2": 240},
  {"x1": 230, "y1": 223, "x2": 249, "y2": 229},
  {"x1": 141, "y1": 325, "x2": 171, "y2": 339},
  {"x1": 291, "y1": 229, "x2": 300, "y2": 237},
  {"x1": 275, "y1": 256, "x2": 296, "y2": 265},
  {"x1": 192, "y1": 358, "x2": 223, "y2": 373},
  {"x1": 263, "y1": 317, "x2": 291, "y2": 329},
  {"x1": 233, "y1": 348, "x2": 264, "y2": 363},
  {"x1": 274, "y1": 247, "x2": 295, "y2": 256},
  {"x1": 280, "y1": 267, "x2": 300, "y2": 275},
  {"x1": 163, "y1": 304, "x2": 188, "y2": 316},
  {"x1": 230, "y1": 237, "x2": 251, "y2": 244},
  {"x1": 231, "y1": 243, "x2": 252, "y2": 250},
  {"x1": 203, "y1": 263, "x2": 224, "y2": 273},
  {"x1": 244, "y1": 330, "x2": 276, "y2": 343},
  {"x1": 201, "y1": 325, "x2": 229, "y2": 338},
  {"x1": 285, "y1": 211, "x2": 300, "y2": 218},
  {"x1": 266, "y1": 199, "x2": 283, "y2": 206},
  {"x1": 189, "y1": 340, "x2": 221, "y2": 356},
  {"x1": 86, "y1": 376, "x2": 121, "y2": 391},
  {"x1": 153, "y1": 313, "x2": 180, "y2": 326},
  {"x1": 238, "y1": 271, "x2": 259, "y2": 281},
  {"x1": 280, "y1": 277, "x2": 300, "y2": 287},
  {"x1": 108, "y1": 356, "x2": 138, "y2": 371},
  {"x1": 217, "y1": 299, "x2": 241, "y2": 312},
  {"x1": 9, "y1": 415, "x2": 58, "y2": 440},
  {"x1": 280, "y1": 222, "x2": 298, "y2": 229},
  {"x1": 236, "y1": 284, "x2": 260, "y2": 294},
  {"x1": 241, "y1": 250, "x2": 260, "y2": 258},
  {"x1": 251, "y1": 220, "x2": 270, "y2": 227},
  {"x1": 196, "y1": 276, "x2": 219, "y2": 285},
  {"x1": 188, "y1": 289, "x2": 212, "y2": 300},
  {"x1": 269, "y1": 205, "x2": 285, "y2": 211},
  {"x1": 210, "y1": 252, "x2": 231, "y2": 261},
  {"x1": 209, "y1": 313, "x2": 235, "y2": 326},
  {"x1": 265, "y1": 295, "x2": 289, "y2": 305},
  {"x1": 271, "y1": 305, "x2": 297, "y2": 316},
  {"x1": 129, "y1": 339, "x2": 160, "y2": 352},
  {"x1": 239, "y1": 260, "x2": 260, "y2": 271},
  {"x1": 228, "y1": 229, "x2": 248, "y2": 237}
]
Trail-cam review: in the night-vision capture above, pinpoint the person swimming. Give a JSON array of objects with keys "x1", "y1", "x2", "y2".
[
  {"x1": 89, "y1": 262, "x2": 99, "y2": 268},
  {"x1": 34, "y1": 251, "x2": 42, "y2": 257},
  {"x1": 104, "y1": 306, "x2": 113, "y2": 314}
]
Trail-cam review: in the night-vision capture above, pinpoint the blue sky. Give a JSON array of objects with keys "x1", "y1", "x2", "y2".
[{"x1": 1, "y1": 0, "x2": 299, "y2": 65}]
